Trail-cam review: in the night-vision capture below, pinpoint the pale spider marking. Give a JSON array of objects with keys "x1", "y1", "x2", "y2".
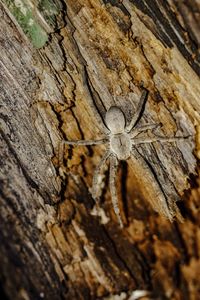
[{"x1": 61, "y1": 90, "x2": 189, "y2": 228}]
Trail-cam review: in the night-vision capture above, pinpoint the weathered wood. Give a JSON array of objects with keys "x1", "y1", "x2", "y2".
[{"x1": 0, "y1": 0, "x2": 200, "y2": 299}]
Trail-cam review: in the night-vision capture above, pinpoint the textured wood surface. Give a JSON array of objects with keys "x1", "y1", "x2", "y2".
[{"x1": 0, "y1": 1, "x2": 200, "y2": 299}]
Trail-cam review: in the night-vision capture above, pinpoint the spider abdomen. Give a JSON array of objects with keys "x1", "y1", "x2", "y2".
[{"x1": 110, "y1": 133, "x2": 132, "y2": 160}]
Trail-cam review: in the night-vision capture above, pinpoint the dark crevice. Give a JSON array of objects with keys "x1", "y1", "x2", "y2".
[
  {"x1": 81, "y1": 208, "x2": 153, "y2": 290},
  {"x1": 0, "y1": 198, "x2": 62, "y2": 299},
  {"x1": 148, "y1": 144, "x2": 188, "y2": 204},
  {"x1": 102, "y1": 225, "x2": 152, "y2": 289},
  {"x1": 0, "y1": 186, "x2": 34, "y2": 230},
  {"x1": 0, "y1": 281, "x2": 9, "y2": 300},
  {"x1": 133, "y1": 147, "x2": 172, "y2": 213},
  {"x1": 177, "y1": 170, "x2": 199, "y2": 223},
  {"x1": 130, "y1": 0, "x2": 200, "y2": 76},
  {"x1": 102, "y1": 0, "x2": 131, "y2": 18},
  {"x1": 160, "y1": 0, "x2": 199, "y2": 51},
  {"x1": 172, "y1": 0, "x2": 200, "y2": 48},
  {"x1": 102, "y1": 0, "x2": 132, "y2": 34},
  {"x1": 173, "y1": 222, "x2": 190, "y2": 264},
  {"x1": 132, "y1": 246, "x2": 153, "y2": 289},
  {"x1": 70, "y1": 107, "x2": 85, "y2": 140}
]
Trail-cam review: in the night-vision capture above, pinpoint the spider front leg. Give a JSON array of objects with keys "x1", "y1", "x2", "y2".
[
  {"x1": 126, "y1": 89, "x2": 148, "y2": 133},
  {"x1": 62, "y1": 138, "x2": 108, "y2": 146},
  {"x1": 58, "y1": 138, "x2": 108, "y2": 176},
  {"x1": 130, "y1": 123, "x2": 162, "y2": 139},
  {"x1": 109, "y1": 154, "x2": 124, "y2": 228},
  {"x1": 82, "y1": 66, "x2": 110, "y2": 135}
]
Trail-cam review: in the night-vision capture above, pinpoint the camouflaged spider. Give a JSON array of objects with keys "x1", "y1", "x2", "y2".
[{"x1": 62, "y1": 90, "x2": 186, "y2": 228}]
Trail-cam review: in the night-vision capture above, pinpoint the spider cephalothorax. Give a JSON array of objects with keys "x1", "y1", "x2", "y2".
[{"x1": 62, "y1": 90, "x2": 187, "y2": 228}]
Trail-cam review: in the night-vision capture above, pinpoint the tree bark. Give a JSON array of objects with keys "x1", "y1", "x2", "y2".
[{"x1": 0, "y1": 1, "x2": 199, "y2": 300}]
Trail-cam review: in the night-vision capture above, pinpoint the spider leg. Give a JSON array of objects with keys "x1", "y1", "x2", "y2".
[
  {"x1": 58, "y1": 140, "x2": 66, "y2": 177},
  {"x1": 91, "y1": 149, "x2": 111, "y2": 200},
  {"x1": 130, "y1": 123, "x2": 161, "y2": 138},
  {"x1": 62, "y1": 138, "x2": 108, "y2": 146},
  {"x1": 82, "y1": 66, "x2": 110, "y2": 134},
  {"x1": 58, "y1": 138, "x2": 108, "y2": 174},
  {"x1": 132, "y1": 135, "x2": 188, "y2": 145},
  {"x1": 126, "y1": 89, "x2": 148, "y2": 132},
  {"x1": 109, "y1": 154, "x2": 124, "y2": 228}
]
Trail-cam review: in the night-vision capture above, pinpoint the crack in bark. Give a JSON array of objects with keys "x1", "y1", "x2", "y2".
[{"x1": 129, "y1": 0, "x2": 200, "y2": 76}]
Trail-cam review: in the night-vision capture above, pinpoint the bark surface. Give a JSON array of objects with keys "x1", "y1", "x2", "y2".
[{"x1": 0, "y1": 1, "x2": 200, "y2": 300}]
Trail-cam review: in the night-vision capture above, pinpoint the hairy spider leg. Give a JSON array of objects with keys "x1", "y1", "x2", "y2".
[
  {"x1": 59, "y1": 138, "x2": 108, "y2": 176},
  {"x1": 131, "y1": 135, "x2": 188, "y2": 145},
  {"x1": 109, "y1": 154, "x2": 124, "y2": 228},
  {"x1": 91, "y1": 149, "x2": 111, "y2": 199},
  {"x1": 130, "y1": 123, "x2": 161, "y2": 139},
  {"x1": 82, "y1": 66, "x2": 110, "y2": 134},
  {"x1": 62, "y1": 138, "x2": 108, "y2": 146},
  {"x1": 126, "y1": 90, "x2": 148, "y2": 133}
]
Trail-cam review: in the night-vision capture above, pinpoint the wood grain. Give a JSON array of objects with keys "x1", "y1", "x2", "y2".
[{"x1": 0, "y1": 0, "x2": 199, "y2": 299}]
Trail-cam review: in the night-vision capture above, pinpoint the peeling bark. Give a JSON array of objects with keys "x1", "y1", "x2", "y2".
[{"x1": 0, "y1": 1, "x2": 200, "y2": 300}]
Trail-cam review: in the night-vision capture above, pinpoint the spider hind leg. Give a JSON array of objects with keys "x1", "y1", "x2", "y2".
[
  {"x1": 91, "y1": 150, "x2": 110, "y2": 200},
  {"x1": 109, "y1": 154, "x2": 124, "y2": 228}
]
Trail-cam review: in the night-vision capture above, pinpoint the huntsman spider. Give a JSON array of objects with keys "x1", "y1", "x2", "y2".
[{"x1": 62, "y1": 90, "x2": 187, "y2": 228}]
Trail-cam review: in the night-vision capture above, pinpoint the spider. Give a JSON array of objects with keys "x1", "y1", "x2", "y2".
[{"x1": 62, "y1": 90, "x2": 186, "y2": 228}]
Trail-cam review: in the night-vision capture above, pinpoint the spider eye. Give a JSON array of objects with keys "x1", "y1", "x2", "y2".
[{"x1": 105, "y1": 106, "x2": 126, "y2": 134}]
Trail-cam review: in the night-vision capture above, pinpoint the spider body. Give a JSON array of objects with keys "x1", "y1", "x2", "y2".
[{"x1": 62, "y1": 90, "x2": 186, "y2": 228}]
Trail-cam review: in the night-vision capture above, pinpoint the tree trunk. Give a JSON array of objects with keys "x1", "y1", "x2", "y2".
[{"x1": 0, "y1": 1, "x2": 199, "y2": 299}]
